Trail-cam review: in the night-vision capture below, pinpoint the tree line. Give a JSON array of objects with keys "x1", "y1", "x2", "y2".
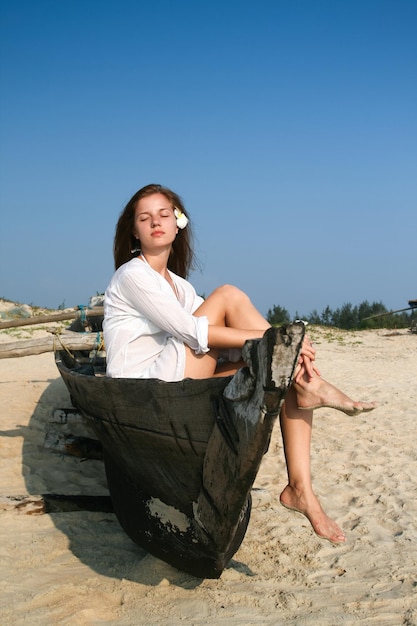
[{"x1": 266, "y1": 301, "x2": 417, "y2": 330}]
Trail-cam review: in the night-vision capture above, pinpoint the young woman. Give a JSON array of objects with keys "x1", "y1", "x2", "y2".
[{"x1": 103, "y1": 183, "x2": 377, "y2": 544}]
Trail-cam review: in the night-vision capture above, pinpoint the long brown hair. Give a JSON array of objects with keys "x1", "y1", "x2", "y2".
[{"x1": 113, "y1": 184, "x2": 196, "y2": 278}]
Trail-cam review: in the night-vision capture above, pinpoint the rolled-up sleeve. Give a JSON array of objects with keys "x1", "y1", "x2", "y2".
[{"x1": 192, "y1": 314, "x2": 209, "y2": 354}]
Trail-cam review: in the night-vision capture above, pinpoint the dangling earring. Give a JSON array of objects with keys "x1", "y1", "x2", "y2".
[{"x1": 130, "y1": 238, "x2": 141, "y2": 255}]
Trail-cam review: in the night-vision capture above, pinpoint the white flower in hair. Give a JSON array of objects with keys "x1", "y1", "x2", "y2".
[{"x1": 174, "y1": 207, "x2": 188, "y2": 229}]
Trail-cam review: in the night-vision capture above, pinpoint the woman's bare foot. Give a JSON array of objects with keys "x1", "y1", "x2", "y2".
[
  {"x1": 280, "y1": 484, "x2": 347, "y2": 544},
  {"x1": 294, "y1": 376, "x2": 378, "y2": 416}
]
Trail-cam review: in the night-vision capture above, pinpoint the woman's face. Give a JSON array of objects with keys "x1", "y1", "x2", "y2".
[{"x1": 133, "y1": 193, "x2": 178, "y2": 252}]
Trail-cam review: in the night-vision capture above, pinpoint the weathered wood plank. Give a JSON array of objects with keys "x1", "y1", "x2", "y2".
[
  {"x1": 50, "y1": 408, "x2": 84, "y2": 424},
  {"x1": 0, "y1": 494, "x2": 113, "y2": 514},
  {"x1": 44, "y1": 431, "x2": 103, "y2": 460},
  {"x1": 0, "y1": 331, "x2": 100, "y2": 359},
  {"x1": 0, "y1": 307, "x2": 104, "y2": 330}
]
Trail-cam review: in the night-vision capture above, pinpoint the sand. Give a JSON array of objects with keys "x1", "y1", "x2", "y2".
[{"x1": 1, "y1": 306, "x2": 416, "y2": 625}]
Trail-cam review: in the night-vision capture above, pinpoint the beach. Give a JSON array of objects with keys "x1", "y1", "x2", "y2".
[{"x1": 1, "y1": 305, "x2": 416, "y2": 625}]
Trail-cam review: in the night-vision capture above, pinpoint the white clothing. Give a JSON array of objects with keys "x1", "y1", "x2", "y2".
[{"x1": 103, "y1": 258, "x2": 209, "y2": 381}]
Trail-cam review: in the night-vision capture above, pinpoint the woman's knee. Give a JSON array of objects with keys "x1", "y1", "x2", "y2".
[{"x1": 212, "y1": 284, "x2": 250, "y2": 306}]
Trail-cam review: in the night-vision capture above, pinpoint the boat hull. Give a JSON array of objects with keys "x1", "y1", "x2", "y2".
[{"x1": 55, "y1": 323, "x2": 305, "y2": 577}]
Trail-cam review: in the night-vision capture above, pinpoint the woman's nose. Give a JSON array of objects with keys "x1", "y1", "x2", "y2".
[{"x1": 151, "y1": 215, "x2": 160, "y2": 227}]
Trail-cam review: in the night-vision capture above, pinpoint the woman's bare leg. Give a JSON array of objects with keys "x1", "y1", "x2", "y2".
[
  {"x1": 195, "y1": 284, "x2": 270, "y2": 330},
  {"x1": 184, "y1": 285, "x2": 269, "y2": 379},
  {"x1": 279, "y1": 386, "x2": 347, "y2": 544}
]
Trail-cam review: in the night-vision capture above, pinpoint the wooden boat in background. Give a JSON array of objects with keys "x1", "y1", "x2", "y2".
[{"x1": 55, "y1": 323, "x2": 305, "y2": 578}]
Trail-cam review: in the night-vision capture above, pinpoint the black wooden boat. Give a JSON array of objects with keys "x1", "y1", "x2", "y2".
[{"x1": 55, "y1": 322, "x2": 305, "y2": 578}]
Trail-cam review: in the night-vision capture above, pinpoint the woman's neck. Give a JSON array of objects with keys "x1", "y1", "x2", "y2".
[
  {"x1": 140, "y1": 250, "x2": 170, "y2": 277},
  {"x1": 140, "y1": 251, "x2": 179, "y2": 299}
]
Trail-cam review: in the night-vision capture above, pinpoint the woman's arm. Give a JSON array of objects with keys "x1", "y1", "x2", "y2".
[{"x1": 118, "y1": 264, "x2": 209, "y2": 353}]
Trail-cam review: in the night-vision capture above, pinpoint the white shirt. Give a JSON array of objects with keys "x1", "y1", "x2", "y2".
[{"x1": 103, "y1": 257, "x2": 209, "y2": 380}]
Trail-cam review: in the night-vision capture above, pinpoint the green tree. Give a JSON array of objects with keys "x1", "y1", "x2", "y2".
[
  {"x1": 320, "y1": 305, "x2": 333, "y2": 326},
  {"x1": 331, "y1": 303, "x2": 358, "y2": 329},
  {"x1": 305, "y1": 309, "x2": 321, "y2": 325},
  {"x1": 266, "y1": 304, "x2": 291, "y2": 326},
  {"x1": 358, "y1": 301, "x2": 387, "y2": 328}
]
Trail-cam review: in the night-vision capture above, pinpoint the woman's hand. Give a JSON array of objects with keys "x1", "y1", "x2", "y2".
[{"x1": 297, "y1": 336, "x2": 321, "y2": 382}]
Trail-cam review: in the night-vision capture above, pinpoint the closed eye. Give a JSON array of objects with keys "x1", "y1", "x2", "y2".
[{"x1": 137, "y1": 209, "x2": 172, "y2": 221}]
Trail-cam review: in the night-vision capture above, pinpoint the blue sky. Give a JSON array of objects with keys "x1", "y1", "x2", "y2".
[{"x1": 1, "y1": 0, "x2": 416, "y2": 318}]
